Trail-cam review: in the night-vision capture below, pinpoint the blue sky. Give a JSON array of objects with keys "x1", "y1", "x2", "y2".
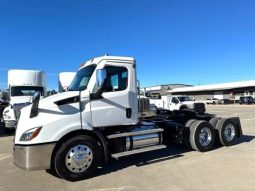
[{"x1": 1, "y1": 0, "x2": 255, "y2": 90}]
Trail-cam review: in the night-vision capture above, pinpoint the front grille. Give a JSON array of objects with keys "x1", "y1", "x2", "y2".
[
  {"x1": 194, "y1": 103, "x2": 205, "y2": 111},
  {"x1": 13, "y1": 102, "x2": 31, "y2": 121}
]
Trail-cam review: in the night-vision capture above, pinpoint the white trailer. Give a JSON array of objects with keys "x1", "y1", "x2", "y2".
[
  {"x1": 3, "y1": 70, "x2": 46, "y2": 129},
  {"x1": 58, "y1": 72, "x2": 76, "y2": 92},
  {"x1": 13, "y1": 56, "x2": 242, "y2": 181}
]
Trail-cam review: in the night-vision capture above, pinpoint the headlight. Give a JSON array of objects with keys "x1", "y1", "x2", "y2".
[{"x1": 20, "y1": 126, "x2": 42, "y2": 141}]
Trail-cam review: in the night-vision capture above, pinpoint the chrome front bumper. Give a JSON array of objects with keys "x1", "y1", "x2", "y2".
[
  {"x1": 13, "y1": 143, "x2": 56, "y2": 171},
  {"x1": 5, "y1": 120, "x2": 17, "y2": 129}
]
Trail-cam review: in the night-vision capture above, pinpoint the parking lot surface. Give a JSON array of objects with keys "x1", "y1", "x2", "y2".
[{"x1": 0, "y1": 105, "x2": 255, "y2": 191}]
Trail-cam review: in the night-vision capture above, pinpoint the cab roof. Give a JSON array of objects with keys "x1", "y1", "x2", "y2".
[{"x1": 79, "y1": 55, "x2": 135, "y2": 69}]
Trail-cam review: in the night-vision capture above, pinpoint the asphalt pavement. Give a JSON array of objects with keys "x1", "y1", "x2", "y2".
[{"x1": 0, "y1": 105, "x2": 255, "y2": 191}]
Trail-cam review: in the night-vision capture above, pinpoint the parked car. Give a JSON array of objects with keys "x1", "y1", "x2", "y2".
[
  {"x1": 219, "y1": 99, "x2": 233, "y2": 104},
  {"x1": 205, "y1": 98, "x2": 220, "y2": 105},
  {"x1": 239, "y1": 96, "x2": 255, "y2": 104}
]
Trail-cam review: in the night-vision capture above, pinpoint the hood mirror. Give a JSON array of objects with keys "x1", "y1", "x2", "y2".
[{"x1": 30, "y1": 92, "x2": 40, "y2": 118}]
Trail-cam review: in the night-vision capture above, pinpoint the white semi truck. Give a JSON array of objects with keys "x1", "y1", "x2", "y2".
[
  {"x1": 58, "y1": 72, "x2": 76, "y2": 92},
  {"x1": 150, "y1": 95, "x2": 206, "y2": 115},
  {"x1": 3, "y1": 70, "x2": 46, "y2": 129},
  {"x1": 13, "y1": 56, "x2": 242, "y2": 181}
]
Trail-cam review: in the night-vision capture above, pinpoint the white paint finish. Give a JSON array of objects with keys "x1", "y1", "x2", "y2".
[
  {"x1": 90, "y1": 60, "x2": 137, "y2": 127},
  {"x1": 8, "y1": 70, "x2": 46, "y2": 88},
  {"x1": 14, "y1": 56, "x2": 138, "y2": 146},
  {"x1": 150, "y1": 95, "x2": 198, "y2": 111},
  {"x1": 4, "y1": 70, "x2": 47, "y2": 127},
  {"x1": 14, "y1": 91, "x2": 82, "y2": 144}
]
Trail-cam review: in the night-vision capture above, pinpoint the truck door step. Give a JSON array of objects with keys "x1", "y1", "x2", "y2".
[
  {"x1": 111, "y1": 145, "x2": 167, "y2": 158},
  {"x1": 107, "y1": 128, "x2": 164, "y2": 139}
]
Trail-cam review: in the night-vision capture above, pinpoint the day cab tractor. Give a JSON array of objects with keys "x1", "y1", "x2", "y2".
[{"x1": 13, "y1": 56, "x2": 242, "y2": 181}]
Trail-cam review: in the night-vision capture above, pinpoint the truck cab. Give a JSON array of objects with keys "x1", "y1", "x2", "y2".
[
  {"x1": 3, "y1": 70, "x2": 46, "y2": 129},
  {"x1": 14, "y1": 56, "x2": 139, "y2": 178}
]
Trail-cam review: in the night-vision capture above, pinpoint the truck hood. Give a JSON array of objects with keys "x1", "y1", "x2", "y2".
[
  {"x1": 38, "y1": 91, "x2": 80, "y2": 109},
  {"x1": 180, "y1": 101, "x2": 196, "y2": 105},
  {"x1": 15, "y1": 91, "x2": 81, "y2": 144},
  {"x1": 19, "y1": 91, "x2": 80, "y2": 118}
]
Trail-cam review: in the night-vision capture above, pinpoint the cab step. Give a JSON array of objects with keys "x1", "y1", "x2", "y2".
[
  {"x1": 107, "y1": 128, "x2": 164, "y2": 139},
  {"x1": 111, "y1": 145, "x2": 167, "y2": 158}
]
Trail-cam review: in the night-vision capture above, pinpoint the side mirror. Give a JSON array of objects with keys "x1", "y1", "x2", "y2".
[
  {"x1": 96, "y1": 69, "x2": 106, "y2": 90},
  {"x1": 90, "y1": 69, "x2": 106, "y2": 99},
  {"x1": 30, "y1": 92, "x2": 40, "y2": 118},
  {"x1": 2, "y1": 91, "x2": 10, "y2": 101}
]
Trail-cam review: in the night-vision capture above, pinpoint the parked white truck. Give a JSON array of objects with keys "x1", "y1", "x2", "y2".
[
  {"x1": 58, "y1": 72, "x2": 76, "y2": 92},
  {"x1": 150, "y1": 95, "x2": 206, "y2": 115},
  {"x1": 13, "y1": 56, "x2": 242, "y2": 181},
  {"x1": 3, "y1": 70, "x2": 46, "y2": 129}
]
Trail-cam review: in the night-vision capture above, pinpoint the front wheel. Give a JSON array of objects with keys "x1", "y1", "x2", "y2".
[{"x1": 54, "y1": 135, "x2": 101, "y2": 181}]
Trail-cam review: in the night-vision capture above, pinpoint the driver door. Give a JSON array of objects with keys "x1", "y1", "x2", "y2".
[
  {"x1": 169, "y1": 97, "x2": 180, "y2": 110},
  {"x1": 90, "y1": 64, "x2": 135, "y2": 127}
]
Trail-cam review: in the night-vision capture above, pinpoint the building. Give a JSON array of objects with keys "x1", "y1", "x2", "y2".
[
  {"x1": 169, "y1": 80, "x2": 255, "y2": 101},
  {"x1": 141, "y1": 84, "x2": 192, "y2": 97}
]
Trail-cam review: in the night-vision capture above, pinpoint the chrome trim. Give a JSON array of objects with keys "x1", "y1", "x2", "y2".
[
  {"x1": 4, "y1": 120, "x2": 16, "y2": 129},
  {"x1": 198, "y1": 127, "x2": 212, "y2": 146},
  {"x1": 65, "y1": 144, "x2": 93, "y2": 173},
  {"x1": 13, "y1": 143, "x2": 56, "y2": 171},
  {"x1": 224, "y1": 124, "x2": 236, "y2": 142}
]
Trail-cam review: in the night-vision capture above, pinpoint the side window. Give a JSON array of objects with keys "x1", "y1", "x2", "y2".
[
  {"x1": 104, "y1": 66, "x2": 128, "y2": 92},
  {"x1": 171, "y1": 97, "x2": 179, "y2": 104}
]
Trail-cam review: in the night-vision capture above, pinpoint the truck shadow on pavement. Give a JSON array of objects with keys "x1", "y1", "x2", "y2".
[
  {"x1": 46, "y1": 135, "x2": 255, "y2": 181},
  {"x1": 93, "y1": 135, "x2": 255, "y2": 178},
  {"x1": 235, "y1": 134, "x2": 255, "y2": 144}
]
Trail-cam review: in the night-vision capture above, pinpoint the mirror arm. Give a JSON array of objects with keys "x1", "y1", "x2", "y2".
[
  {"x1": 90, "y1": 82, "x2": 105, "y2": 100},
  {"x1": 90, "y1": 88, "x2": 103, "y2": 100}
]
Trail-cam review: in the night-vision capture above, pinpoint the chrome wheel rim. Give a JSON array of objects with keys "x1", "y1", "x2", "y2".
[
  {"x1": 224, "y1": 124, "x2": 236, "y2": 142},
  {"x1": 65, "y1": 144, "x2": 93, "y2": 173},
  {"x1": 199, "y1": 127, "x2": 212, "y2": 146}
]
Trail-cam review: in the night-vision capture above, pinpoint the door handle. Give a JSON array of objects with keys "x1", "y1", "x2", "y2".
[{"x1": 126, "y1": 108, "x2": 132, "y2": 118}]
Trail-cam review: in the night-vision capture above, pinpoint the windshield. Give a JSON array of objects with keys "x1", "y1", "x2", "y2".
[
  {"x1": 11, "y1": 86, "x2": 44, "y2": 97},
  {"x1": 69, "y1": 65, "x2": 96, "y2": 91},
  {"x1": 178, "y1": 96, "x2": 193, "y2": 102}
]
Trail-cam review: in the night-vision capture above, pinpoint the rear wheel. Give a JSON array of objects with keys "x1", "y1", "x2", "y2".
[
  {"x1": 183, "y1": 119, "x2": 196, "y2": 149},
  {"x1": 54, "y1": 135, "x2": 101, "y2": 181},
  {"x1": 189, "y1": 120, "x2": 215, "y2": 152},
  {"x1": 216, "y1": 118, "x2": 237, "y2": 146}
]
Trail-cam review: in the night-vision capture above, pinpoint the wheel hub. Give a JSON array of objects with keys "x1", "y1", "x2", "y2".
[
  {"x1": 224, "y1": 124, "x2": 235, "y2": 142},
  {"x1": 199, "y1": 127, "x2": 212, "y2": 146},
  {"x1": 65, "y1": 145, "x2": 93, "y2": 173}
]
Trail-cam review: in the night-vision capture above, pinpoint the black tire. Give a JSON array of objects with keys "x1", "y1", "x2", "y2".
[
  {"x1": 180, "y1": 106, "x2": 188, "y2": 111},
  {"x1": 209, "y1": 117, "x2": 221, "y2": 128},
  {"x1": 189, "y1": 120, "x2": 215, "y2": 152},
  {"x1": 183, "y1": 119, "x2": 197, "y2": 149},
  {"x1": 54, "y1": 135, "x2": 101, "y2": 181},
  {"x1": 215, "y1": 118, "x2": 237, "y2": 146}
]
